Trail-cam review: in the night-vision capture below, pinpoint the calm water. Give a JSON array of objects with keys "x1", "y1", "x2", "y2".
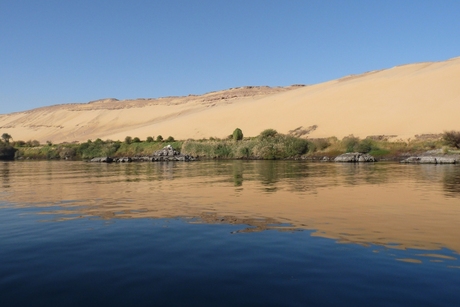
[{"x1": 1, "y1": 160, "x2": 459, "y2": 306}]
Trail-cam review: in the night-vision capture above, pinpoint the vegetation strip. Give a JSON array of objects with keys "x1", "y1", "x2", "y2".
[{"x1": 1, "y1": 130, "x2": 460, "y2": 162}]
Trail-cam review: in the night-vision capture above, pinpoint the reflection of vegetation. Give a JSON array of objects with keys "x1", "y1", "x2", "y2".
[
  {"x1": 256, "y1": 160, "x2": 279, "y2": 187},
  {"x1": 198, "y1": 212, "x2": 295, "y2": 233},
  {"x1": 232, "y1": 161, "x2": 243, "y2": 186},
  {"x1": 0, "y1": 142, "x2": 16, "y2": 160},
  {"x1": 442, "y1": 167, "x2": 460, "y2": 197},
  {"x1": 1, "y1": 163, "x2": 10, "y2": 188},
  {"x1": 337, "y1": 163, "x2": 390, "y2": 186}
]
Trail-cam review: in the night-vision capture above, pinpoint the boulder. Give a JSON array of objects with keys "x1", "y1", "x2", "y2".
[
  {"x1": 153, "y1": 145, "x2": 180, "y2": 157},
  {"x1": 400, "y1": 157, "x2": 420, "y2": 163},
  {"x1": 436, "y1": 157, "x2": 457, "y2": 164},
  {"x1": 115, "y1": 157, "x2": 132, "y2": 163},
  {"x1": 151, "y1": 145, "x2": 196, "y2": 162},
  {"x1": 90, "y1": 157, "x2": 113, "y2": 163},
  {"x1": 401, "y1": 155, "x2": 458, "y2": 164},
  {"x1": 334, "y1": 152, "x2": 376, "y2": 162},
  {"x1": 419, "y1": 157, "x2": 437, "y2": 164}
]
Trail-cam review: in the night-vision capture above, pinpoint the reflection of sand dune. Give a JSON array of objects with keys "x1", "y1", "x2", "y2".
[
  {"x1": 2, "y1": 161, "x2": 460, "y2": 254},
  {"x1": 1, "y1": 57, "x2": 460, "y2": 143}
]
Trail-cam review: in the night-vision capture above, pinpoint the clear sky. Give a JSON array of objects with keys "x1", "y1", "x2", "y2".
[{"x1": 1, "y1": 0, "x2": 459, "y2": 114}]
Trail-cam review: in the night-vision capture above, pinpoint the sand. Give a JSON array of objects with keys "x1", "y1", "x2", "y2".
[{"x1": 1, "y1": 57, "x2": 459, "y2": 143}]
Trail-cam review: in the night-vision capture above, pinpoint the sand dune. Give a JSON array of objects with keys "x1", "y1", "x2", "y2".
[{"x1": 1, "y1": 57, "x2": 459, "y2": 143}]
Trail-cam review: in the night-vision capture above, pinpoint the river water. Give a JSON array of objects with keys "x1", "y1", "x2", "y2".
[{"x1": 1, "y1": 160, "x2": 459, "y2": 306}]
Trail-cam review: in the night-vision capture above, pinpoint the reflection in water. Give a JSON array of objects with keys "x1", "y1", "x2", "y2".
[
  {"x1": 443, "y1": 166, "x2": 460, "y2": 197},
  {"x1": 1, "y1": 161, "x2": 460, "y2": 255},
  {"x1": 1, "y1": 162, "x2": 10, "y2": 188},
  {"x1": 232, "y1": 161, "x2": 243, "y2": 187}
]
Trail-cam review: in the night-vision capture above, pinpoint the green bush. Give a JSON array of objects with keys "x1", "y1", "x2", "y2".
[
  {"x1": 132, "y1": 137, "x2": 141, "y2": 143},
  {"x1": 25, "y1": 140, "x2": 40, "y2": 147},
  {"x1": 156, "y1": 135, "x2": 163, "y2": 142},
  {"x1": 146, "y1": 136, "x2": 154, "y2": 143},
  {"x1": 124, "y1": 136, "x2": 132, "y2": 144},
  {"x1": 259, "y1": 129, "x2": 278, "y2": 139},
  {"x1": 214, "y1": 143, "x2": 232, "y2": 158},
  {"x1": 342, "y1": 135, "x2": 360, "y2": 152},
  {"x1": 13, "y1": 140, "x2": 26, "y2": 147},
  {"x1": 356, "y1": 139, "x2": 374, "y2": 153},
  {"x1": 165, "y1": 136, "x2": 175, "y2": 142},
  {"x1": 310, "y1": 138, "x2": 331, "y2": 152}
]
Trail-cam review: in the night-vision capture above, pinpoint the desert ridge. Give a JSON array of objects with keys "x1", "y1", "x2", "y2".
[{"x1": 1, "y1": 57, "x2": 459, "y2": 143}]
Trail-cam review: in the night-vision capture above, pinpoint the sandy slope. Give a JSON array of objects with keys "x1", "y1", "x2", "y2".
[{"x1": 1, "y1": 57, "x2": 459, "y2": 143}]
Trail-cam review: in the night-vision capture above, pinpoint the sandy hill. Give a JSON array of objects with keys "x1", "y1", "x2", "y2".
[{"x1": 1, "y1": 57, "x2": 459, "y2": 143}]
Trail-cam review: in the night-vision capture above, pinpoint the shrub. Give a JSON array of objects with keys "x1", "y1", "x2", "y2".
[
  {"x1": 146, "y1": 136, "x2": 154, "y2": 143},
  {"x1": 356, "y1": 139, "x2": 375, "y2": 153},
  {"x1": 26, "y1": 140, "x2": 40, "y2": 147},
  {"x1": 342, "y1": 135, "x2": 360, "y2": 152},
  {"x1": 156, "y1": 135, "x2": 163, "y2": 142},
  {"x1": 233, "y1": 128, "x2": 243, "y2": 141},
  {"x1": 238, "y1": 146, "x2": 250, "y2": 158},
  {"x1": 214, "y1": 143, "x2": 232, "y2": 158},
  {"x1": 259, "y1": 129, "x2": 278, "y2": 139},
  {"x1": 124, "y1": 136, "x2": 132, "y2": 144},
  {"x1": 165, "y1": 136, "x2": 175, "y2": 142},
  {"x1": 132, "y1": 137, "x2": 141, "y2": 143},
  {"x1": 442, "y1": 131, "x2": 460, "y2": 149},
  {"x1": 309, "y1": 138, "x2": 331, "y2": 152},
  {"x1": 13, "y1": 140, "x2": 26, "y2": 147}
]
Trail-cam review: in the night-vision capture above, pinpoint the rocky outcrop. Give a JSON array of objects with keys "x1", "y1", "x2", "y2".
[
  {"x1": 152, "y1": 144, "x2": 180, "y2": 157},
  {"x1": 114, "y1": 157, "x2": 132, "y2": 163},
  {"x1": 90, "y1": 157, "x2": 113, "y2": 163},
  {"x1": 334, "y1": 152, "x2": 376, "y2": 162},
  {"x1": 89, "y1": 145, "x2": 196, "y2": 163},
  {"x1": 151, "y1": 145, "x2": 196, "y2": 161},
  {"x1": 401, "y1": 155, "x2": 459, "y2": 164}
]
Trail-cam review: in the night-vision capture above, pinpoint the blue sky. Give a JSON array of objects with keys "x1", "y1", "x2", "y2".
[{"x1": 1, "y1": 0, "x2": 459, "y2": 114}]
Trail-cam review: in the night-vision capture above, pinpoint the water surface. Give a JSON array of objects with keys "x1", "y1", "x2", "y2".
[{"x1": 1, "y1": 161, "x2": 459, "y2": 306}]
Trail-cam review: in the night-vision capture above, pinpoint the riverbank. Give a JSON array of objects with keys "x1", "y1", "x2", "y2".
[{"x1": 7, "y1": 130, "x2": 460, "y2": 163}]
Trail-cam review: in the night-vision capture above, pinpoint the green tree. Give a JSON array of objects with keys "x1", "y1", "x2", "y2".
[
  {"x1": 124, "y1": 136, "x2": 132, "y2": 144},
  {"x1": 1, "y1": 133, "x2": 12, "y2": 143},
  {"x1": 165, "y1": 136, "x2": 175, "y2": 142},
  {"x1": 156, "y1": 135, "x2": 163, "y2": 142},
  {"x1": 132, "y1": 137, "x2": 141, "y2": 143},
  {"x1": 146, "y1": 136, "x2": 154, "y2": 143},
  {"x1": 232, "y1": 128, "x2": 243, "y2": 141}
]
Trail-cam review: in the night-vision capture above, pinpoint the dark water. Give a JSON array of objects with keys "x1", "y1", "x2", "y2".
[{"x1": 1, "y1": 161, "x2": 459, "y2": 306}]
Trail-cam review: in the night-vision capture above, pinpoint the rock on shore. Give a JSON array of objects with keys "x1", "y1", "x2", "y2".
[
  {"x1": 334, "y1": 152, "x2": 376, "y2": 162},
  {"x1": 151, "y1": 145, "x2": 196, "y2": 161},
  {"x1": 90, "y1": 145, "x2": 196, "y2": 163},
  {"x1": 401, "y1": 155, "x2": 459, "y2": 164}
]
